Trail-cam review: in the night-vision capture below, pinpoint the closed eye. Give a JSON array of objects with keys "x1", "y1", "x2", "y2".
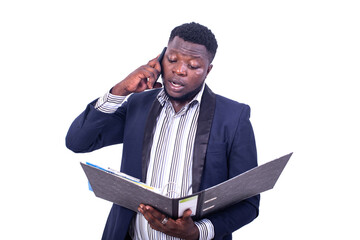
[
  {"x1": 189, "y1": 65, "x2": 200, "y2": 69},
  {"x1": 167, "y1": 57, "x2": 177, "y2": 63}
]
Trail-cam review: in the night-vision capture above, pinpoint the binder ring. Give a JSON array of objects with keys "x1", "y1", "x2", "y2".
[{"x1": 161, "y1": 182, "x2": 180, "y2": 198}]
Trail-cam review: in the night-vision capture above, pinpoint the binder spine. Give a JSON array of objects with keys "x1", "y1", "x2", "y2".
[
  {"x1": 172, "y1": 198, "x2": 179, "y2": 219},
  {"x1": 195, "y1": 192, "x2": 205, "y2": 220}
]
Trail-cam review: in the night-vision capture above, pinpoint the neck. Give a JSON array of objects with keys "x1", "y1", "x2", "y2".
[
  {"x1": 169, "y1": 99, "x2": 189, "y2": 113},
  {"x1": 164, "y1": 84, "x2": 204, "y2": 113}
]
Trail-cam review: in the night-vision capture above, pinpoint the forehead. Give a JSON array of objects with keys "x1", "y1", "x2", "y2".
[{"x1": 167, "y1": 36, "x2": 210, "y2": 61}]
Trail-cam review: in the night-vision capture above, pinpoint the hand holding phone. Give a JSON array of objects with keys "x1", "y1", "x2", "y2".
[
  {"x1": 154, "y1": 47, "x2": 167, "y2": 87},
  {"x1": 111, "y1": 48, "x2": 166, "y2": 96}
]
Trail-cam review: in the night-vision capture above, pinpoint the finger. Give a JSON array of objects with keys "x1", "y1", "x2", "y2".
[
  {"x1": 137, "y1": 67, "x2": 159, "y2": 89},
  {"x1": 139, "y1": 205, "x2": 161, "y2": 222},
  {"x1": 140, "y1": 206, "x2": 165, "y2": 230},
  {"x1": 141, "y1": 205, "x2": 179, "y2": 232},
  {"x1": 144, "y1": 205, "x2": 164, "y2": 220},
  {"x1": 144, "y1": 68, "x2": 160, "y2": 89},
  {"x1": 147, "y1": 55, "x2": 160, "y2": 68},
  {"x1": 182, "y1": 209, "x2": 193, "y2": 220},
  {"x1": 138, "y1": 204, "x2": 145, "y2": 212},
  {"x1": 154, "y1": 59, "x2": 162, "y2": 73},
  {"x1": 148, "y1": 56, "x2": 162, "y2": 75}
]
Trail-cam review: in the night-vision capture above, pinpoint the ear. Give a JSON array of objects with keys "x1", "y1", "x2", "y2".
[{"x1": 206, "y1": 64, "x2": 213, "y2": 75}]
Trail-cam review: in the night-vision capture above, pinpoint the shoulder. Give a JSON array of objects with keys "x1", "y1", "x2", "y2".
[
  {"x1": 202, "y1": 85, "x2": 251, "y2": 123},
  {"x1": 203, "y1": 85, "x2": 250, "y2": 114},
  {"x1": 215, "y1": 94, "x2": 250, "y2": 109},
  {"x1": 214, "y1": 93, "x2": 251, "y2": 119}
]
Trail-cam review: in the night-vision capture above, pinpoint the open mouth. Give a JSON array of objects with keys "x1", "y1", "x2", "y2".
[{"x1": 170, "y1": 81, "x2": 183, "y2": 88}]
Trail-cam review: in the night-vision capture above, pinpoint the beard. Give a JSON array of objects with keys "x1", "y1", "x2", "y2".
[{"x1": 163, "y1": 82, "x2": 204, "y2": 103}]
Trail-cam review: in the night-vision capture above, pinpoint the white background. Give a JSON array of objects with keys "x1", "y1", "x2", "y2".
[{"x1": 1, "y1": 0, "x2": 359, "y2": 239}]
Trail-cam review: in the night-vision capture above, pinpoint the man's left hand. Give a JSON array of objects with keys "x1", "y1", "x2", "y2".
[{"x1": 138, "y1": 204, "x2": 199, "y2": 240}]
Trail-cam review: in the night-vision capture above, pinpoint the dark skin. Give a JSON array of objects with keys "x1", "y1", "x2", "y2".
[
  {"x1": 138, "y1": 204, "x2": 199, "y2": 240},
  {"x1": 112, "y1": 36, "x2": 213, "y2": 112},
  {"x1": 111, "y1": 36, "x2": 213, "y2": 239}
]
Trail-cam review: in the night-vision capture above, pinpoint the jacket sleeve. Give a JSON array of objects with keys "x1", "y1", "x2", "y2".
[
  {"x1": 65, "y1": 99, "x2": 128, "y2": 153},
  {"x1": 207, "y1": 104, "x2": 260, "y2": 239}
]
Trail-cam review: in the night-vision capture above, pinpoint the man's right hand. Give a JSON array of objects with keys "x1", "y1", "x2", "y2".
[{"x1": 111, "y1": 56, "x2": 163, "y2": 96}]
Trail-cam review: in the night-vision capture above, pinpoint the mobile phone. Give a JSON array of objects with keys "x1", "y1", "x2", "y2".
[
  {"x1": 155, "y1": 47, "x2": 167, "y2": 86},
  {"x1": 158, "y1": 47, "x2": 167, "y2": 65}
]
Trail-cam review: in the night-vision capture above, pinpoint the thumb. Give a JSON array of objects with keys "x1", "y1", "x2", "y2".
[{"x1": 182, "y1": 209, "x2": 193, "y2": 220}]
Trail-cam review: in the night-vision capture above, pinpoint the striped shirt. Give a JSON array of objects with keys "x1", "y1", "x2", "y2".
[{"x1": 95, "y1": 86, "x2": 214, "y2": 240}]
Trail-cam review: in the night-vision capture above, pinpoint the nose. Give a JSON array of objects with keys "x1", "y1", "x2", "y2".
[{"x1": 173, "y1": 62, "x2": 187, "y2": 76}]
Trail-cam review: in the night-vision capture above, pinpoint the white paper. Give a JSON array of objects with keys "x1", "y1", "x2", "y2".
[{"x1": 178, "y1": 195, "x2": 198, "y2": 217}]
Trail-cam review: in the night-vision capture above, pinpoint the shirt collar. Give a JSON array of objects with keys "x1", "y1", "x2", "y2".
[{"x1": 157, "y1": 83, "x2": 205, "y2": 109}]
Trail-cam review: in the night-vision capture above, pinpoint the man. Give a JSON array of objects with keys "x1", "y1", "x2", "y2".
[{"x1": 66, "y1": 22, "x2": 259, "y2": 240}]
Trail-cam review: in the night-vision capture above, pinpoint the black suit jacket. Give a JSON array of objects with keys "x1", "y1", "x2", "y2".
[{"x1": 66, "y1": 85, "x2": 260, "y2": 240}]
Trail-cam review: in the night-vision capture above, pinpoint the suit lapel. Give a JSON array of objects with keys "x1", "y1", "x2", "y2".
[
  {"x1": 140, "y1": 86, "x2": 216, "y2": 191},
  {"x1": 192, "y1": 85, "x2": 216, "y2": 193},
  {"x1": 141, "y1": 99, "x2": 162, "y2": 182}
]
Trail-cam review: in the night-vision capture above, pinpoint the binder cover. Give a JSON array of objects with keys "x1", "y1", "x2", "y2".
[{"x1": 81, "y1": 153, "x2": 292, "y2": 219}]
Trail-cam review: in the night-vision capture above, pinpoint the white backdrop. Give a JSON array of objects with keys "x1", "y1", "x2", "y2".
[{"x1": 1, "y1": 1, "x2": 359, "y2": 239}]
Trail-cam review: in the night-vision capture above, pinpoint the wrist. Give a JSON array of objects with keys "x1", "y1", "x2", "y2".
[
  {"x1": 111, "y1": 80, "x2": 135, "y2": 96},
  {"x1": 194, "y1": 219, "x2": 214, "y2": 240},
  {"x1": 110, "y1": 84, "x2": 131, "y2": 96}
]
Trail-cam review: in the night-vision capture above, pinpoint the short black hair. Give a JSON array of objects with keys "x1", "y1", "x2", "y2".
[{"x1": 169, "y1": 22, "x2": 218, "y2": 62}]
